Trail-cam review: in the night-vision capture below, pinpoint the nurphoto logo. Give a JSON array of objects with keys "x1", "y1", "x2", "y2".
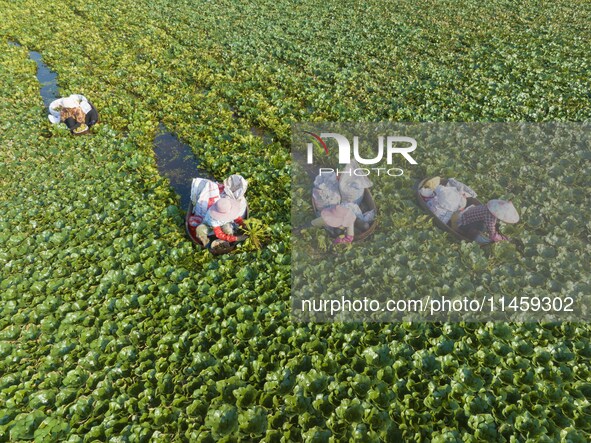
[{"x1": 304, "y1": 131, "x2": 418, "y2": 177}]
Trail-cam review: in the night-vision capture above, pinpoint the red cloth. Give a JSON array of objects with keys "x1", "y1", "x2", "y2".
[
  {"x1": 212, "y1": 217, "x2": 244, "y2": 242},
  {"x1": 213, "y1": 226, "x2": 238, "y2": 242}
]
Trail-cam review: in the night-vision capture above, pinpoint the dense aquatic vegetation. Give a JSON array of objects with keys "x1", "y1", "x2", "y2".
[
  {"x1": 291, "y1": 122, "x2": 591, "y2": 323},
  {"x1": 1, "y1": 0, "x2": 591, "y2": 441}
]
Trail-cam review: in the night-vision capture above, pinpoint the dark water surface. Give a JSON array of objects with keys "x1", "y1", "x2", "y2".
[
  {"x1": 9, "y1": 41, "x2": 211, "y2": 210},
  {"x1": 153, "y1": 124, "x2": 213, "y2": 209},
  {"x1": 9, "y1": 41, "x2": 59, "y2": 107},
  {"x1": 29, "y1": 51, "x2": 59, "y2": 107}
]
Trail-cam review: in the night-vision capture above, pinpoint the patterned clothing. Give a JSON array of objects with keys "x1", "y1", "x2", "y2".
[
  {"x1": 49, "y1": 95, "x2": 99, "y2": 133},
  {"x1": 458, "y1": 204, "x2": 498, "y2": 238},
  {"x1": 60, "y1": 106, "x2": 86, "y2": 124},
  {"x1": 212, "y1": 219, "x2": 244, "y2": 242}
]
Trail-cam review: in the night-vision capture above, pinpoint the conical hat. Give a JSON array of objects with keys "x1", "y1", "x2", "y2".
[
  {"x1": 423, "y1": 176, "x2": 441, "y2": 190},
  {"x1": 321, "y1": 205, "x2": 356, "y2": 228},
  {"x1": 487, "y1": 200, "x2": 519, "y2": 223},
  {"x1": 208, "y1": 198, "x2": 243, "y2": 222}
]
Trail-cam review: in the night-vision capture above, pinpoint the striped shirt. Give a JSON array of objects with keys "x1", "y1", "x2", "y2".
[{"x1": 458, "y1": 205, "x2": 498, "y2": 237}]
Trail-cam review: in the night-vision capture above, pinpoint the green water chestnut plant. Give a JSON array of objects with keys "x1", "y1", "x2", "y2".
[{"x1": 1, "y1": 0, "x2": 591, "y2": 441}]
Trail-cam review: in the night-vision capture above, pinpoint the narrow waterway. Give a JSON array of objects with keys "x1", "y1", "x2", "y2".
[
  {"x1": 9, "y1": 41, "x2": 213, "y2": 211},
  {"x1": 29, "y1": 51, "x2": 59, "y2": 107},
  {"x1": 10, "y1": 41, "x2": 60, "y2": 107},
  {"x1": 153, "y1": 124, "x2": 214, "y2": 210}
]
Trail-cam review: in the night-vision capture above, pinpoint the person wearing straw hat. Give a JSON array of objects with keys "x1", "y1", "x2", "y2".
[
  {"x1": 195, "y1": 197, "x2": 247, "y2": 247},
  {"x1": 48, "y1": 94, "x2": 99, "y2": 135},
  {"x1": 453, "y1": 199, "x2": 519, "y2": 243},
  {"x1": 311, "y1": 204, "x2": 369, "y2": 244}
]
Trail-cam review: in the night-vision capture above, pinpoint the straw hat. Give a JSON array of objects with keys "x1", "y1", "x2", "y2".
[
  {"x1": 487, "y1": 200, "x2": 519, "y2": 223},
  {"x1": 208, "y1": 198, "x2": 243, "y2": 222},
  {"x1": 423, "y1": 176, "x2": 441, "y2": 190},
  {"x1": 321, "y1": 205, "x2": 356, "y2": 228}
]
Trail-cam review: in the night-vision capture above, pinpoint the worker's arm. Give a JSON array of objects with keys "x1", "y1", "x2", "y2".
[
  {"x1": 64, "y1": 117, "x2": 81, "y2": 130},
  {"x1": 213, "y1": 226, "x2": 238, "y2": 242},
  {"x1": 487, "y1": 220, "x2": 507, "y2": 242},
  {"x1": 212, "y1": 226, "x2": 247, "y2": 243}
]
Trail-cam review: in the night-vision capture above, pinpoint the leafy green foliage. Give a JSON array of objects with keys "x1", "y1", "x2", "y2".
[
  {"x1": 241, "y1": 218, "x2": 271, "y2": 251},
  {"x1": 1, "y1": 0, "x2": 591, "y2": 441}
]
